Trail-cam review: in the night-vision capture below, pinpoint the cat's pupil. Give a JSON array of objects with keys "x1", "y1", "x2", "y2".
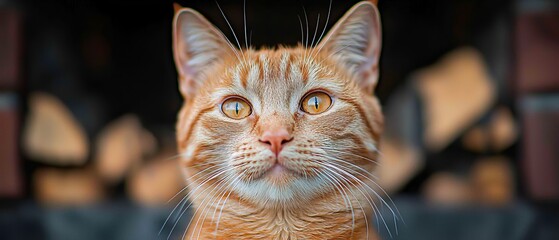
[
  {"x1": 235, "y1": 102, "x2": 239, "y2": 115},
  {"x1": 314, "y1": 96, "x2": 319, "y2": 109}
]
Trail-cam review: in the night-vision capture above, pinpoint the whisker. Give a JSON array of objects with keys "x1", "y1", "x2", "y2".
[
  {"x1": 243, "y1": 0, "x2": 248, "y2": 49},
  {"x1": 315, "y1": 151, "x2": 379, "y2": 180},
  {"x1": 318, "y1": 153, "x2": 402, "y2": 224},
  {"x1": 322, "y1": 167, "x2": 372, "y2": 240},
  {"x1": 322, "y1": 162, "x2": 393, "y2": 238},
  {"x1": 297, "y1": 15, "x2": 304, "y2": 47},
  {"x1": 321, "y1": 169, "x2": 356, "y2": 238},
  {"x1": 311, "y1": 14, "x2": 320, "y2": 47},
  {"x1": 192, "y1": 173, "x2": 236, "y2": 240},
  {"x1": 215, "y1": 1, "x2": 242, "y2": 50},
  {"x1": 311, "y1": 0, "x2": 332, "y2": 58},
  {"x1": 181, "y1": 173, "x2": 231, "y2": 240},
  {"x1": 167, "y1": 168, "x2": 230, "y2": 240},
  {"x1": 303, "y1": 6, "x2": 309, "y2": 49},
  {"x1": 320, "y1": 146, "x2": 381, "y2": 166},
  {"x1": 215, "y1": 0, "x2": 246, "y2": 64},
  {"x1": 311, "y1": 169, "x2": 345, "y2": 208},
  {"x1": 159, "y1": 165, "x2": 224, "y2": 237},
  {"x1": 317, "y1": 0, "x2": 332, "y2": 44},
  {"x1": 213, "y1": 170, "x2": 247, "y2": 237},
  {"x1": 317, "y1": 153, "x2": 403, "y2": 236},
  {"x1": 159, "y1": 193, "x2": 189, "y2": 239},
  {"x1": 166, "y1": 164, "x2": 223, "y2": 204}
]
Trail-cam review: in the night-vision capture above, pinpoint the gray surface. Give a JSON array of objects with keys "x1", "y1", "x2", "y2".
[
  {"x1": 377, "y1": 198, "x2": 537, "y2": 240},
  {"x1": 1, "y1": 198, "x2": 556, "y2": 240}
]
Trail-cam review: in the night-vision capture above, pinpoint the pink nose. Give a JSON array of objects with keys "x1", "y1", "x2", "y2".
[{"x1": 259, "y1": 129, "x2": 293, "y2": 156}]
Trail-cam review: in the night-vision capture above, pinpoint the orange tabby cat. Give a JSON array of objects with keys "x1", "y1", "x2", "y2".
[{"x1": 173, "y1": 2, "x2": 388, "y2": 239}]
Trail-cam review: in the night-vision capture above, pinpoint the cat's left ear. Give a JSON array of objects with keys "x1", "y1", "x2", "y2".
[
  {"x1": 317, "y1": 1, "x2": 382, "y2": 93},
  {"x1": 173, "y1": 7, "x2": 235, "y2": 99}
]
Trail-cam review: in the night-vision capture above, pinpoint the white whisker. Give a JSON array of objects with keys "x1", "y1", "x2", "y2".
[
  {"x1": 317, "y1": 0, "x2": 332, "y2": 46},
  {"x1": 322, "y1": 162, "x2": 393, "y2": 238},
  {"x1": 321, "y1": 146, "x2": 381, "y2": 166},
  {"x1": 159, "y1": 165, "x2": 224, "y2": 237},
  {"x1": 213, "y1": 170, "x2": 247, "y2": 237},
  {"x1": 303, "y1": 6, "x2": 309, "y2": 49},
  {"x1": 215, "y1": 1, "x2": 242, "y2": 50},
  {"x1": 322, "y1": 166, "x2": 372, "y2": 240},
  {"x1": 298, "y1": 15, "x2": 304, "y2": 46},
  {"x1": 167, "y1": 168, "x2": 229, "y2": 240},
  {"x1": 192, "y1": 172, "x2": 236, "y2": 240},
  {"x1": 311, "y1": 14, "x2": 320, "y2": 47},
  {"x1": 317, "y1": 153, "x2": 403, "y2": 236},
  {"x1": 321, "y1": 169, "x2": 356, "y2": 238},
  {"x1": 243, "y1": 0, "x2": 248, "y2": 49},
  {"x1": 182, "y1": 173, "x2": 231, "y2": 240}
]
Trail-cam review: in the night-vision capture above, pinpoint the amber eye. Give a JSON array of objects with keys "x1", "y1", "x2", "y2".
[
  {"x1": 221, "y1": 97, "x2": 252, "y2": 119},
  {"x1": 301, "y1": 92, "x2": 332, "y2": 115}
]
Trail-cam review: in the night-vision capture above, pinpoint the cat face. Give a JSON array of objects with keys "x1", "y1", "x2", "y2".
[{"x1": 174, "y1": 2, "x2": 382, "y2": 207}]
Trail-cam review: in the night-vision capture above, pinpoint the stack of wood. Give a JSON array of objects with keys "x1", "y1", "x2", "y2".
[
  {"x1": 378, "y1": 47, "x2": 518, "y2": 207},
  {"x1": 23, "y1": 92, "x2": 185, "y2": 206}
]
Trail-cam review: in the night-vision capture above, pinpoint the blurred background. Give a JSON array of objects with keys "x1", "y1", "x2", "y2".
[{"x1": 1, "y1": 0, "x2": 558, "y2": 239}]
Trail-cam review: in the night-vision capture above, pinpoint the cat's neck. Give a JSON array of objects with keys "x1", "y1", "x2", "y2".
[{"x1": 184, "y1": 190, "x2": 378, "y2": 240}]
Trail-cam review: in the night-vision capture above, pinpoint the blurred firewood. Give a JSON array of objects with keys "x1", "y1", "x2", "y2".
[
  {"x1": 34, "y1": 168, "x2": 105, "y2": 206},
  {"x1": 422, "y1": 172, "x2": 473, "y2": 206},
  {"x1": 422, "y1": 156, "x2": 514, "y2": 206},
  {"x1": 377, "y1": 139, "x2": 422, "y2": 193},
  {"x1": 23, "y1": 92, "x2": 89, "y2": 165},
  {"x1": 490, "y1": 107, "x2": 517, "y2": 151},
  {"x1": 94, "y1": 114, "x2": 157, "y2": 184},
  {"x1": 127, "y1": 150, "x2": 185, "y2": 205},
  {"x1": 417, "y1": 47, "x2": 495, "y2": 151},
  {"x1": 471, "y1": 156, "x2": 514, "y2": 206},
  {"x1": 462, "y1": 106, "x2": 518, "y2": 152}
]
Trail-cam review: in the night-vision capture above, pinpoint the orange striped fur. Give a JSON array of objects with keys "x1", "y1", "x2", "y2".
[{"x1": 173, "y1": 2, "x2": 386, "y2": 239}]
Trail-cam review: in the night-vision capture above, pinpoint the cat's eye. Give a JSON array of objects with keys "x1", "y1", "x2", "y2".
[
  {"x1": 221, "y1": 97, "x2": 252, "y2": 119},
  {"x1": 301, "y1": 92, "x2": 332, "y2": 115}
]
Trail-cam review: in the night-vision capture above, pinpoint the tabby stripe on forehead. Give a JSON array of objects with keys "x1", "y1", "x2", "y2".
[
  {"x1": 238, "y1": 63, "x2": 250, "y2": 88},
  {"x1": 233, "y1": 64, "x2": 243, "y2": 87},
  {"x1": 279, "y1": 52, "x2": 292, "y2": 80},
  {"x1": 247, "y1": 62, "x2": 260, "y2": 87},
  {"x1": 289, "y1": 60, "x2": 303, "y2": 84},
  {"x1": 256, "y1": 57, "x2": 264, "y2": 81},
  {"x1": 258, "y1": 53, "x2": 269, "y2": 80},
  {"x1": 300, "y1": 63, "x2": 309, "y2": 84}
]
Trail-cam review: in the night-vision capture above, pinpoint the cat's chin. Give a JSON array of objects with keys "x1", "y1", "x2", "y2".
[{"x1": 235, "y1": 170, "x2": 329, "y2": 208}]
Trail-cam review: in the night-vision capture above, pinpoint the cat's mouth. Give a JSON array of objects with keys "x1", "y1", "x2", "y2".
[
  {"x1": 258, "y1": 162, "x2": 298, "y2": 186},
  {"x1": 267, "y1": 163, "x2": 291, "y2": 176}
]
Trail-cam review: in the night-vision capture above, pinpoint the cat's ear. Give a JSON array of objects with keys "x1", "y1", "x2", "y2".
[
  {"x1": 173, "y1": 8, "x2": 235, "y2": 99},
  {"x1": 317, "y1": 1, "x2": 382, "y2": 93}
]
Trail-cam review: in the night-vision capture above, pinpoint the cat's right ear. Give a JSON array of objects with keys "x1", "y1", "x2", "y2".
[{"x1": 173, "y1": 7, "x2": 235, "y2": 99}]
